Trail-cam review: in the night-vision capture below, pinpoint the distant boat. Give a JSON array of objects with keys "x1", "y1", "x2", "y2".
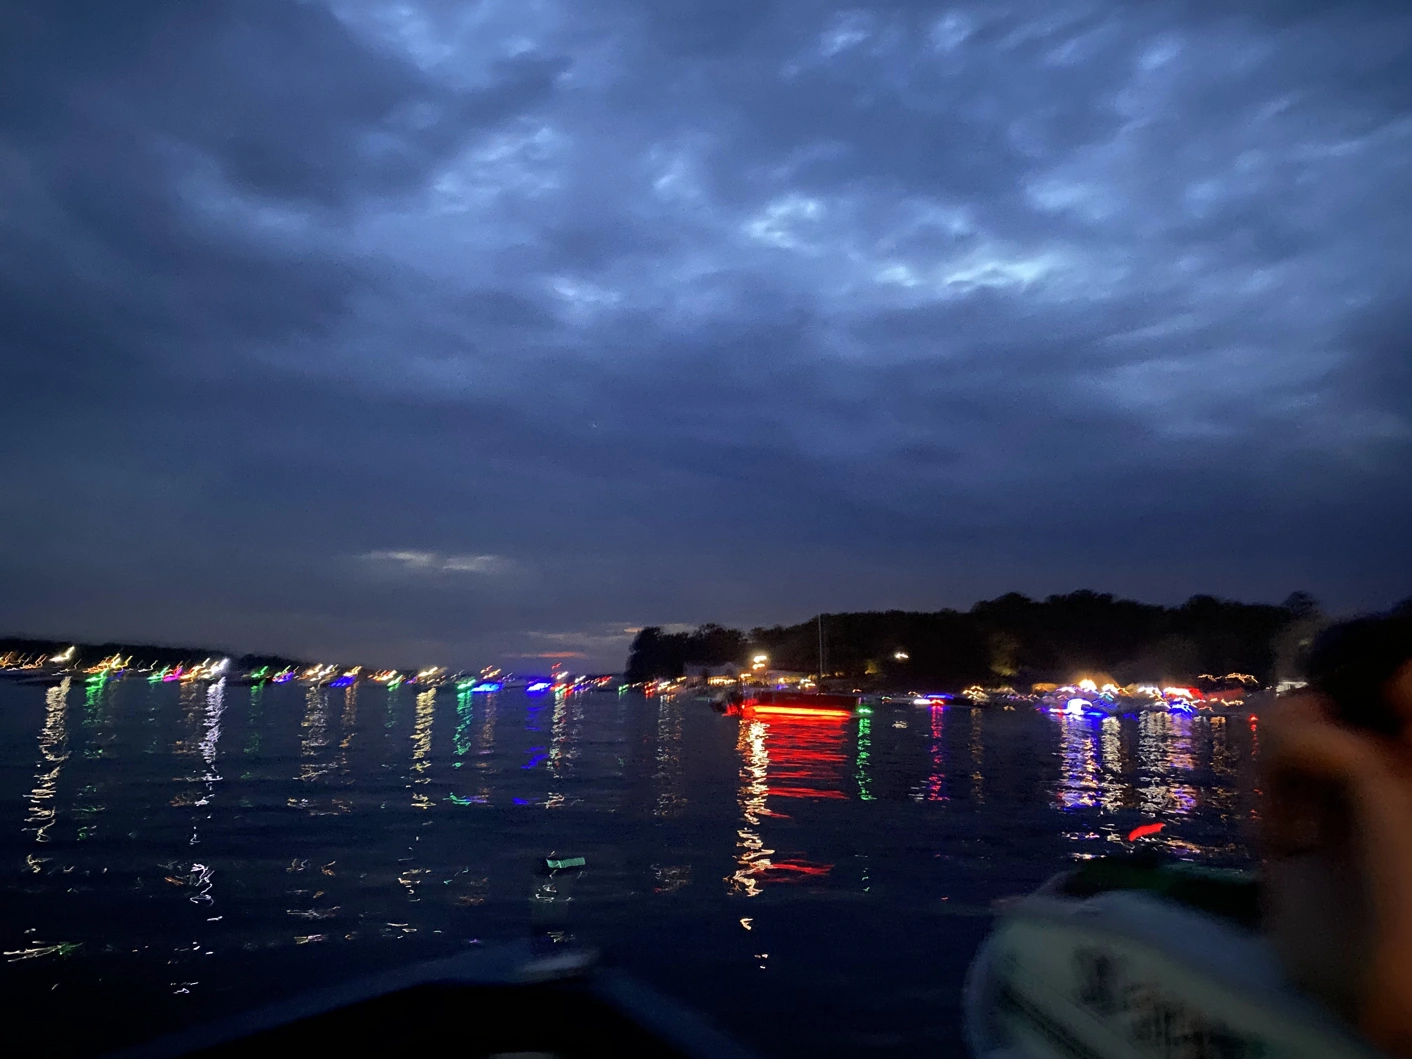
[{"x1": 740, "y1": 690, "x2": 859, "y2": 717}]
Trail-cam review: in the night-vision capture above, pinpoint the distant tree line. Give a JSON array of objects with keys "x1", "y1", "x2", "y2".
[
  {"x1": 622, "y1": 625, "x2": 747, "y2": 683},
  {"x1": 624, "y1": 590, "x2": 1408, "y2": 688}
]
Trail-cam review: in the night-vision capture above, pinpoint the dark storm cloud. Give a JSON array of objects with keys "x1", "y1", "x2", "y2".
[{"x1": 2, "y1": 0, "x2": 1410, "y2": 669}]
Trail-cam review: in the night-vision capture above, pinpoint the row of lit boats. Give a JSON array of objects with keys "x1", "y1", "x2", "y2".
[
  {"x1": 0, "y1": 651, "x2": 619, "y2": 695},
  {"x1": 697, "y1": 674, "x2": 1265, "y2": 720},
  {"x1": 4, "y1": 647, "x2": 1265, "y2": 718}
]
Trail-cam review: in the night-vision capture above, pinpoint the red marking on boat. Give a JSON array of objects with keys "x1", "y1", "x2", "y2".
[
  {"x1": 1127, "y1": 822, "x2": 1165, "y2": 841},
  {"x1": 743, "y1": 704, "x2": 854, "y2": 719},
  {"x1": 743, "y1": 690, "x2": 858, "y2": 711}
]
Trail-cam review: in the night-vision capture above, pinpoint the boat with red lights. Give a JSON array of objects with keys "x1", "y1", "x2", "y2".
[{"x1": 739, "y1": 690, "x2": 859, "y2": 717}]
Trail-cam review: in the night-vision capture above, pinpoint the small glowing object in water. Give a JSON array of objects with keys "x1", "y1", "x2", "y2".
[
  {"x1": 470, "y1": 681, "x2": 502, "y2": 693},
  {"x1": 526, "y1": 681, "x2": 552, "y2": 693},
  {"x1": 543, "y1": 855, "x2": 586, "y2": 871},
  {"x1": 893, "y1": 651, "x2": 909, "y2": 661},
  {"x1": 1065, "y1": 698, "x2": 1087, "y2": 715},
  {"x1": 1127, "y1": 822, "x2": 1165, "y2": 841}
]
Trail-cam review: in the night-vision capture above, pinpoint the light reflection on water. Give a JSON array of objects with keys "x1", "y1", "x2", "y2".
[
  {"x1": 26, "y1": 677, "x2": 71, "y2": 849},
  {"x1": 0, "y1": 683, "x2": 1261, "y2": 1058}
]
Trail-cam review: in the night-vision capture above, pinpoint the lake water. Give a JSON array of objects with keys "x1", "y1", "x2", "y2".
[{"x1": 0, "y1": 678, "x2": 1261, "y2": 1057}]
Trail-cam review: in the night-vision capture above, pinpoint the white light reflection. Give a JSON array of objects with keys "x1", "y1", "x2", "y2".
[
  {"x1": 410, "y1": 688, "x2": 435, "y2": 809},
  {"x1": 25, "y1": 677, "x2": 71, "y2": 847},
  {"x1": 1098, "y1": 715, "x2": 1129, "y2": 813},
  {"x1": 339, "y1": 684, "x2": 358, "y2": 754},
  {"x1": 1137, "y1": 712, "x2": 1199, "y2": 815},
  {"x1": 298, "y1": 686, "x2": 332, "y2": 783},
  {"x1": 968, "y1": 709, "x2": 984, "y2": 804},
  {"x1": 1055, "y1": 714, "x2": 1100, "y2": 811},
  {"x1": 193, "y1": 678, "x2": 225, "y2": 809},
  {"x1": 653, "y1": 694, "x2": 685, "y2": 818},
  {"x1": 729, "y1": 719, "x2": 771, "y2": 896},
  {"x1": 173, "y1": 679, "x2": 226, "y2": 915}
]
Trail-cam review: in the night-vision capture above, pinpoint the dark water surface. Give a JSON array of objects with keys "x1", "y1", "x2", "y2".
[{"x1": 1, "y1": 679, "x2": 1261, "y2": 1057}]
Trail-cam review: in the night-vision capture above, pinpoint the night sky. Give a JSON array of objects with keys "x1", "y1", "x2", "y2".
[{"x1": 2, "y1": 1, "x2": 1410, "y2": 671}]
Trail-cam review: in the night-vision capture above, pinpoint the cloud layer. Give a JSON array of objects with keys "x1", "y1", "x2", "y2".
[{"x1": 2, "y1": 0, "x2": 1409, "y2": 669}]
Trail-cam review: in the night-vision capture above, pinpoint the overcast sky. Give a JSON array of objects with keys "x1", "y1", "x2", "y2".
[{"x1": 2, "y1": 0, "x2": 1409, "y2": 671}]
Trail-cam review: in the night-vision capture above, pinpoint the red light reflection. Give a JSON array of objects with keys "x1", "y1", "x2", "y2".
[
  {"x1": 924, "y1": 704, "x2": 946, "y2": 801},
  {"x1": 757, "y1": 712, "x2": 850, "y2": 801},
  {"x1": 729, "y1": 712, "x2": 848, "y2": 895},
  {"x1": 1127, "y1": 821, "x2": 1165, "y2": 841}
]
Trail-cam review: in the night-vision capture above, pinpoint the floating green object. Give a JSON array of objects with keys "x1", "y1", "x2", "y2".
[{"x1": 543, "y1": 856, "x2": 585, "y2": 871}]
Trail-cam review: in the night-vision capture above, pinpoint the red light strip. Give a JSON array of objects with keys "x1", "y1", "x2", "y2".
[{"x1": 743, "y1": 704, "x2": 853, "y2": 719}]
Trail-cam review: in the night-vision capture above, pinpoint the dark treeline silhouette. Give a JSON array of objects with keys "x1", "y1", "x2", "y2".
[
  {"x1": 0, "y1": 637, "x2": 304, "y2": 672},
  {"x1": 623, "y1": 590, "x2": 1381, "y2": 689},
  {"x1": 623, "y1": 624, "x2": 747, "y2": 683}
]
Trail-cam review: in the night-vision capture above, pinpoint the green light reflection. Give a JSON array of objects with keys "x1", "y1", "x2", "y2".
[{"x1": 855, "y1": 715, "x2": 874, "y2": 801}]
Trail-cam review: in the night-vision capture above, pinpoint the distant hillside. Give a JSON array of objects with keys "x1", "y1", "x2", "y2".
[{"x1": 624, "y1": 590, "x2": 1365, "y2": 688}]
